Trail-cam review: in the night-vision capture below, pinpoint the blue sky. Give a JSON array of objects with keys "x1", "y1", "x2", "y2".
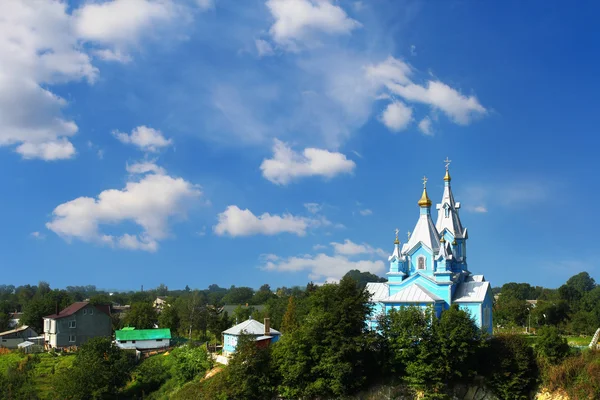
[{"x1": 1, "y1": 0, "x2": 598, "y2": 291}]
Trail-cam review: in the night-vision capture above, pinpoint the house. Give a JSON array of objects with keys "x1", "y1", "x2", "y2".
[
  {"x1": 115, "y1": 328, "x2": 171, "y2": 350},
  {"x1": 153, "y1": 297, "x2": 167, "y2": 312},
  {"x1": 0, "y1": 325, "x2": 38, "y2": 349},
  {"x1": 222, "y1": 317, "x2": 281, "y2": 356},
  {"x1": 43, "y1": 302, "x2": 112, "y2": 348},
  {"x1": 366, "y1": 164, "x2": 493, "y2": 335}
]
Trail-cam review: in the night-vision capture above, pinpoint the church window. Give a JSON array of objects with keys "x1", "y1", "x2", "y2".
[
  {"x1": 417, "y1": 256, "x2": 426, "y2": 270},
  {"x1": 444, "y1": 204, "x2": 450, "y2": 218}
]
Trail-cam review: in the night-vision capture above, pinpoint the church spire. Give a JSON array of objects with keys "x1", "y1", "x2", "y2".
[
  {"x1": 435, "y1": 158, "x2": 465, "y2": 238},
  {"x1": 417, "y1": 176, "x2": 432, "y2": 208},
  {"x1": 404, "y1": 176, "x2": 441, "y2": 253}
]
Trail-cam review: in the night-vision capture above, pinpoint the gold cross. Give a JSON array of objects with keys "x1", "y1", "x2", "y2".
[
  {"x1": 394, "y1": 228, "x2": 399, "y2": 238},
  {"x1": 444, "y1": 157, "x2": 452, "y2": 170},
  {"x1": 422, "y1": 176, "x2": 428, "y2": 188}
]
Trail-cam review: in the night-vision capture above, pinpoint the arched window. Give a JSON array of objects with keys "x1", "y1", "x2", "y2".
[
  {"x1": 444, "y1": 204, "x2": 450, "y2": 218},
  {"x1": 417, "y1": 256, "x2": 426, "y2": 270}
]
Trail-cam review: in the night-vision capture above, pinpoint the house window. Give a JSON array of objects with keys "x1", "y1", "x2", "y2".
[
  {"x1": 132, "y1": 341, "x2": 136, "y2": 344},
  {"x1": 83, "y1": 309, "x2": 87, "y2": 315},
  {"x1": 69, "y1": 335, "x2": 76, "y2": 342},
  {"x1": 69, "y1": 320, "x2": 76, "y2": 328},
  {"x1": 156, "y1": 339, "x2": 163, "y2": 342},
  {"x1": 417, "y1": 256, "x2": 426, "y2": 270}
]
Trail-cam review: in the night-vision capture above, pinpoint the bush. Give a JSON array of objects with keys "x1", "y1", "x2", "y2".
[
  {"x1": 170, "y1": 344, "x2": 212, "y2": 383},
  {"x1": 545, "y1": 350, "x2": 600, "y2": 400},
  {"x1": 536, "y1": 326, "x2": 570, "y2": 364},
  {"x1": 481, "y1": 335, "x2": 538, "y2": 400},
  {"x1": 134, "y1": 354, "x2": 172, "y2": 393}
]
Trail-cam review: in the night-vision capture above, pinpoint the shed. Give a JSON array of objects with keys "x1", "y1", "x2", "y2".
[
  {"x1": 115, "y1": 328, "x2": 171, "y2": 350},
  {"x1": 0, "y1": 326, "x2": 38, "y2": 349}
]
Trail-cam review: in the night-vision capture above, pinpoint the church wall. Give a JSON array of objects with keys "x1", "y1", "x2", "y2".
[
  {"x1": 409, "y1": 246, "x2": 434, "y2": 276},
  {"x1": 458, "y1": 303, "x2": 482, "y2": 328},
  {"x1": 482, "y1": 290, "x2": 494, "y2": 335}
]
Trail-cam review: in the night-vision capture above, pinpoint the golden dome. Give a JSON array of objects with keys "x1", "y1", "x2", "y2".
[
  {"x1": 440, "y1": 236, "x2": 446, "y2": 243},
  {"x1": 394, "y1": 238, "x2": 400, "y2": 245},
  {"x1": 444, "y1": 169, "x2": 451, "y2": 182},
  {"x1": 418, "y1": 187, "x2": 432, "y2": 207}
]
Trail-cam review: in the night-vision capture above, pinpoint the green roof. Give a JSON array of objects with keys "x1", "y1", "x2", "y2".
[{"x1": 115, "y1": 328, "x2": 171, "y2": 341}]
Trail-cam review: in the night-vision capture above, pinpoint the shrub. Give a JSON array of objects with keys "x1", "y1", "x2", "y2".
[
  {"x1": 170, "y1": 344, "x2": 212, "y2": 383},
  {"x1": 481, "y1": 335, "x2": 538, "y2": 400},
  {"x1": 134, "y1": 355, "x2": 172, "y2": 393},
  {"x1": 545, "y1": 350, "x2": 600, "y2": 400},
  {"x1": 536, "y1": 326, "x2": 570, "y2": 364}
]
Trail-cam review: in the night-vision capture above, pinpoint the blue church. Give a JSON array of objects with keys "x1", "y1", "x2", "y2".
[{"x1": 366, "y1": 163, "x2": 493, "y2": 334}]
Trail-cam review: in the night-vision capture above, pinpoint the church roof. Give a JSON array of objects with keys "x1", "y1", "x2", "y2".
[
  {"x1": 452, "y1": 281, "x2": 490, "y2": 303},
  {"x1": 365, "y1": 282, "x2": 389, "y2": 302},
  {"x1": 404, "y1": 213, "x2": 441, "y2": 254},
  {"x1": 435, "y1": 169, "x2": 465, "y2": 238},
  {"x1": 381, "y1": 284, "x2": 444, "y2": 303}
]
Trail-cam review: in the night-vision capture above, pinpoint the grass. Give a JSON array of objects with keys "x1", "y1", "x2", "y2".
[
  {"x1": 565, "y1": 336, "x2": 593, "y2": 347},
  {"x1": 33, "y1": 353, "x2": 76, "y2": 399},
  {"x1": 0, "y1": 350, "x2": 26, "y2": 374}
]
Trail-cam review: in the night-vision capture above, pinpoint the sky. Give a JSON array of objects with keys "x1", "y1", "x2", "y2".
[{"x1": 1, "y1": 0, "x2": 599, "y2": 291}]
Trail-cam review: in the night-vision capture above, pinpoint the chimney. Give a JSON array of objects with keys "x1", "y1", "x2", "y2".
[
  {"x1": 55, "y1": 302, "x2": 59, "y2": 315},
  {"x1": 264, "y1": 318, "x2": 271, "y2": 336}
]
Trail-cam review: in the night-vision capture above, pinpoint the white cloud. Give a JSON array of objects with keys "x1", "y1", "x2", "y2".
[
  {"x1": 46, "y1": 165, "x2": 201, "y2": 252},
  {"x1": 367, "y1": 56, "x2": 486, "y2": 127},
  {"x1": 113, "y1": 126, "x2": 173, "y2": 152},
  {"x1": 261, "y1": 252, "x2": 385, "y2": 282},
  {"x1": 418, "y1": 116, "x2": 433, "y2": 135},
  {"x1": 15, "y1": 140, "x2": 77, "y2": 161},
  {"x1": 73, "y1": 0, "x2": 176, "y2": 46},
  {"x1": 466, "y1": 205, "x2": 488, "y2": 213},
  {"x1": 380, "y1": 101, "x2": 412, "y2": 132},
  {"x1": 303, "y1": 202, "x2": 322, "y2": 214},
  {"x1": 260, "y1": 139, "x2": 355, "y2": 185},
  {"x1": 93, "y1": 48, "x2": 132, "y2": 63},
  {"x1": 330, "y1": 239, "x2": 386, "y2": 257},
  {"x1": 196, "y1": 0, "x2": 214, "y2": 9},
  {"x1": 30, "y1": 231, "x2": 45, "y2": 240},
  {"x1": 214, "y1": 206, "x2": 311, "y2": 237},
  {"x1": 126, "y1": 161, "x2": 166, "y2": 175},
  {"x1": 266, "y1": 0, "x2": 361, "y2": 47},
  {"x1": 255, "y1": 39, "x2": 274, "y2": 56},
  {"x1": 359, "y1": 208, "x2": 372, "y2": 216},
  {"x1": 461, "y1": 180, "x2": 549, "y2": 213}
]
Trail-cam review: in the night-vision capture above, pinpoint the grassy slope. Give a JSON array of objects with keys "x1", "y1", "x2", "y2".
[{"x1": 34, "y1": 353, "x2": 75, "y2": 399}]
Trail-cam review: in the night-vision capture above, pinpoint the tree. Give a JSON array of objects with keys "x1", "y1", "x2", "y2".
[
  {"x1": 171, "y1": 344, "x2": 212, "y2": 383},
  {"x1": 566, "y1": 272, "x2": 596, "y2": 294},
  {"x1": 123, "y1": 302, "x2": 158, "y2": 329},
  {"x1": 280, "y1": 296, "x2": 299, "y2": 333},
  {"x1": 157, "y1": 300, "x2": 180, "y2": 331},
  {"x1": 227, "y1": 333, "x2": 276, "y2": 400},
  {"x1": 0, "y1": 355, "x2": 40, "y2": 399},
  {"x1": 536, "y1": 326, "x2": 570, "y2": 364},
  {"x1": 222, "y1": 286, "x2": 254, "y2": 305},
  {"x1": 53, "y1": 337, "x2": 135, "y2": 399},
  {"x1": 343, "y1": 269, "x2": 387, "y2": 289},
  {"x1": 273, "y1": 277, "x2": 375, "y2": 398},
  {"x1": 251, "y1": 284, "x2": 276, "y2": 305},
  {"x1": 21, "y1": 290, "x2": 73, "y2": 332}
]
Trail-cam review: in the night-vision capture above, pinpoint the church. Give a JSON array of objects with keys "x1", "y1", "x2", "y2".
[{"x1": 366, "y1": 162, "x2": 493, "y2": 334}]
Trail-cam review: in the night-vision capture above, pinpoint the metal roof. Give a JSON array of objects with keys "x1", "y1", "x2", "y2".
[
  {"x1": 403, "y1": 213, "x2": 441, "y2": 255},
  {"x1": 452, "y1": 281, "x2": 490, "y2": 303},
  {"x1": 115, "y1": 328, "x2": 171, "y2": 341},
  {"x1": 365, "y1": 282, "x2": 389, "y2": 302},
  {"x1": 382, "y1": 284, "x2": 443, "y2": 303},
  {"x1": 0, "y1": 325, "x2": 34, "y2": 337},
  {"x1": 222, "y1": 318, "x2": 281, "y2": 336}
]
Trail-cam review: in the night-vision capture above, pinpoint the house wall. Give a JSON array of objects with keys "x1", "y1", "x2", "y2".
[
  {"x1": 0, "y1": 327, "x2": 38, "y2": 349},
  {"x1": 223, "y1": 333, "x2": 281, "y2": 355},
  {"x1": 47, "y1": 305, "x2": 111, "y2": 348},
  {"x1": 117, "y1": 338, "x2": 170, "y2": 350}
]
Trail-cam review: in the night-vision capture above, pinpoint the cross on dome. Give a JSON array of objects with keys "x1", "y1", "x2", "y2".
[
  {"x1": 444, "y1": 157, "x2": 452, "y2": 170},
  {"x1": 422, "y1": 176, "x2": 428, "y2": 188}
]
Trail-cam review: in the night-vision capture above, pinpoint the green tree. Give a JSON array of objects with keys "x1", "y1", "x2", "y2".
[
  {"x1": 536, "y1": 326, "x2": 570, "y2": 364},
  {"x1": 222, "y1": 286, "x2": 255, "y2": 305},
  {"x1": 481, "y1": 335, "x2": 538, "y2": 400},
  {"x1": 21, "y1": 289, "x2": 73, "y2": 332},
  {"x1": 133, "y1": 355, "x2": 172, "y2": 393},
  {"x1": 171, "y1": 344, "x2": 212, "y2": 383},
  {"x1": 123, "y1": 302, "x2": 158, "y2": 329},
  {"x1": 273, "y1": 276, "x2": 375, "y2": 398},
  {"x1": 53, "y1": 337, "x2": 135, "y2": 399},
  {"x1": 566, "y1": 272, "x2": 596, "y2": 294},
  {"x1": 0, "y1": 355, "x2": 40, "y2": 400},
  {"x1": 280, "y1": 296, "x2": 299, "y2": 333},
  {"x1": 251, "y1": 284, "x2": 276, "y2": 305},
  {"x1": 227, "y1": 333, "x2": 275, "y2": 400},
  {"x1": 158, "y1": 300, "x2": 180, "y2": 331},
  {"x1": 343, "y1": 269, "x2": 387, "y2": 289}
]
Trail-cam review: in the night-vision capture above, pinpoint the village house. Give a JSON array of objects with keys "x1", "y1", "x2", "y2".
[
  {"x1": 115, "y1": 327, "x2": 171, "y2": 350},
  {"x1": 0, "y1": 325, "x2": 38, "y2": 349},
  {"x1": 222, "y1": 317, "x2": 281, "y2": 356},
  {"x1": 43, "y1": 301, "x2": 112, "y2": 348}
]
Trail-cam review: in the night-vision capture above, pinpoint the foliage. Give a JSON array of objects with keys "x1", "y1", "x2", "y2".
[
  {"x1": 272, "y1": 276, "x2": 375, "y2": 398},
  {"x1": 536, "y1": 326, "x2": 570, "y2": 364},
  {"x1": 343, "y1": 269, "x2": 387, "y2": 289},
  {"x1": 0, "y1": 354, "x2": 40, "y2": 399},
  {"x1": 545, "y1": 349, "x2": 600, "y2": 400},
  {"x1": 158, "y1": 300, "x2": 180, "y2": 331},
  {"x1": 280, "y1": 295, "x2": 299, "y2": 334},
  {"x1": 481, "y1": 335, "x2": 539, "y2": 400},
  {"x1": 21, "y1": 289, "x2": 73, "y2": 332},
  {"x1": 123, "y1": 301, "x2": 158, "y2": 329},
  {"x1": 133, "y1": 354, "x2": 172, "y2": 393},
  {"x1": 170, "y1": 344, "x2": 212, "y2": 383},
  {"x1": 222, "y1": 286, "x2": 254, "y2": 305},
  {"x1": 227, "y1": 333, "x2": 276, "y2": 400},
  {"x1": 52, "y1": 337, "x2": 135, "y2": 399}
]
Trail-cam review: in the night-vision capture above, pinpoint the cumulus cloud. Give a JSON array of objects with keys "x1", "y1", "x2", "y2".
[
  {"x1": 367, "y1": 56, "x2": 487, "y2": 128},
  {"x1": 126, "y1": 161, "x2": 166, "y2": 175},
  {"x1": 303, "y1": 202, "x2": 322, "y2": 214},
  {"x1": 266, "y1": 0, "x2": 361, "y2": 47},
  {"x1": 113, "y1": 126, "x2": 173, "y2": 152},
  {"x1": 213, "y1": 206, "x2": 312, "y2": 237},
  {"x1": 260, "y1": 139, "x2": 355, "y2": 185},
  {"x1": 330, "y1": 239, "x2": 386, "y2": 257},
  {"x1": 359, "y1": 208, "x2": 372, "y2": 216},
  {"x1": 255, "y1": 39, "x2": 274, "y2": 56},
  {"x1": 418, "y1": 116, "x2": 433, "y2": 135},
  {"x1": 261, "y1": 252, "x2": 385, "y2": 282},
  {"x1": 380, "y1": 101, "x2": 413, "y2": 132},
  {"x1": 30, "y1": 231, "x2": 46, "y2": 240},
  {"x1": 46, "y1": 164, "x2": 201, "y2": 252}
]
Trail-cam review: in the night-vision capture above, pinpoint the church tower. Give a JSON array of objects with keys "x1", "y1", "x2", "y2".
[{"x1": 435, "y1": 159, "x2": 468, "y2": 271}]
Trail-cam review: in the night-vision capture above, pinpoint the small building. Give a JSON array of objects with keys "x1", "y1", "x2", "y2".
[
  {"x1": 43, "y1": 302, "x2": 112, "y2": 349},
  {"x1": 222, "y1": 317, "x2": 281, "y2": 357},
  {"x1": 0, "y1": 325, "x2": 38, "y2": 349},
  {"x1": 115, "y1": 328, "x2": 171, "y2": 350},
  {"x1": 18, "y1": 340, "x2": 42, "y2": 354},
  {"x1": 153, "y1": 297, "x2": 167, "y2": 312}
]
